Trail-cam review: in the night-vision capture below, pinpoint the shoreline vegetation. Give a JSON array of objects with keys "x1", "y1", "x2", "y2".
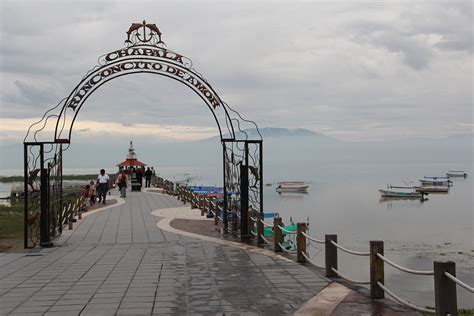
[{"x1": 0, "y1": 174, "x2": 100, "y2": 183}]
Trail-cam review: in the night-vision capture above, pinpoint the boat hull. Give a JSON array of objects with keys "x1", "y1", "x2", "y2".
[
  {"x1": 446, "y1": 173, "x2": 467, "y2": 178},
  {"x1": 379, "y1": 189, "x2": 423, "y2": 198},
  {"x1": 276, "y1": 186, "x2": 309, "y2": 193},
  {"x1": 415, "y1": 186, "x2": 449, "y2": 193},
  {"x1": 419, "y1": 179, "x2": 451, "y2": 186}
]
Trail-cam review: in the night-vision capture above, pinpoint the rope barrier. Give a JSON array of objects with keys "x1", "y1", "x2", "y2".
[
  {"x1": 278, "y1": 242, "x2": 297, "y2": 254},
  {"x1": 259, "y1": 219, "x2": 272, "y2": 227},
  {"x1": 376, "y1": 281, "x2": 436, "y2": 314},
  {"x1": 301, "y1": 232, "x2": 325, "y2": 244},
  {"x1": 260, "y1": 234, "x2": 273, "y2": 244},
  {"x1": 376, "y1": 253, "x2": 434, "y2": 275},
  {"x1": 330, "y1": 240, "x2": 370, "y2": 256},
  {"x1": 444, "y1": 271, "x2": 474, "y2": 293},
  {"x1": 301, "y1": 251, "x2": 325, "y2": 269},
  {"x1": 330, "y1": 267, "x2": 370, "y2": 284},
  {"x1": 278, "y1": 225, "x2": 297, "y2": 234},
  {"x1": 250, "y1": 216, "x2": 257, "y2": 222},
  {"x1": 251, "y1": 230, "x2": 257, "y2": 237}
]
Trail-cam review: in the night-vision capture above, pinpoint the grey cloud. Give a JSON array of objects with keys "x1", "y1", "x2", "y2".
[{"x1": 0, "y1": 1, "x2": 472, "y2": 142}]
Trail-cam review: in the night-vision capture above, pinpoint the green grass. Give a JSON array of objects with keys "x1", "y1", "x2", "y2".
[{"x1": 0, "y1": 201, "x2": 24, "y2": 251}]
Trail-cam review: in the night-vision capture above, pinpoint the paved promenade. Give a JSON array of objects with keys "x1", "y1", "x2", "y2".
[
  {"x1": 0, "y1": 191, "x2": 417, "y2": 315},
  {"x1": 0, "y1": 192, "x2": 332, "y2": 315}
]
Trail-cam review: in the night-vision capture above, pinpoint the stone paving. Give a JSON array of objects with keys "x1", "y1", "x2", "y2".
[{"x1": 0, "y1": 192, "x2": 331, "y2": 315}]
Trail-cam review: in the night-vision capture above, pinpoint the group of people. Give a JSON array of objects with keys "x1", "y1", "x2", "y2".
[
  {"x1": 130, "y1": 166, "x2": 155, "y2": 188},
  {"x1": 83, "y1": 167, "x2": 156, "y2": 205},
  {"x1": 82, "y1": 169, "x2": 110, "y2": 206}
]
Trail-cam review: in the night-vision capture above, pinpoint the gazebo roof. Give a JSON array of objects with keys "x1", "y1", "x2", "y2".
[{"x1": 116, "y1": 159, "x2": 147, "y2": 167}]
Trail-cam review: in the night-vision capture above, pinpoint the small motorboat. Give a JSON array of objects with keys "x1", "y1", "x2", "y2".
[
  {"x1": 419, "y1": 179, "x2": 452, "y2": 186},
  {"x1": 446, "y1": 170, "x2": 468, "y2": 178},
  {"x1": 415, "y1": 186, "x2": 449, "y2": 193},
  {"x1": 379, "y1": 185, "x2": 427, "y2": 199},
  {"x1": 276, "y1": 181, "x2": 309, "y2": 193}
]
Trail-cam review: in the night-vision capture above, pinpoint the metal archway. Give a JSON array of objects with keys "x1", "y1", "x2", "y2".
[{"x1": 23, "y1": 21, "x2": 263, "y2": 248}]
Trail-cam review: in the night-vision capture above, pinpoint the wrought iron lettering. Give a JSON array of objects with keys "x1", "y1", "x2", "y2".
[{"x1": 67, "y1": 61, "x2": 220, "y2": 110}]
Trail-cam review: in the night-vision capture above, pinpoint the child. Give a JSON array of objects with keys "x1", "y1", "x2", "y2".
[
  {"x1": 89, "y1": 180, "x2": 96, "y2": 206},
  {"x1": 82, "y1": 184, "x2": 91, "y2": 211}
]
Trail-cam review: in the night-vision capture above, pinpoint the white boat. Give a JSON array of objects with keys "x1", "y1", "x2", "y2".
[
  {"x1": 446, "y1": 170, "x2": 468, "y2": 178},
  {"x1": 415, "y1": 186, "x2": 449, "y2": 193},
  {"x1": 419, "y1": 179, "x2": 452, "y2": 186},
  {"x1": 276, "y1": 182, "x2": 309, "y2": 193},
  {"x1": 379, "y1": 186, "x2": 427, "y2": 199}
]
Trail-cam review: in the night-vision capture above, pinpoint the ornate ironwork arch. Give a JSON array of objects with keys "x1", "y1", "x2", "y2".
[
  {"x1": 23, "y1": 20, "x2": 263, "y2": 248},
  {"x1": 56, "y1": 51, "x2": 238, "y2": 142}
]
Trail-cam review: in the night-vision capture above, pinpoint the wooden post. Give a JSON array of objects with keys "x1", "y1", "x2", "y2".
[
  {"x1": 370, "y1": 240, "x2": 384, "y2": 299},
  {"x1": 257, "y1": 213, "x2": 264, "y2": 245},
  {"x1": 434, "y1": 261, "x2": 458, "y2": 316},
  {"x1": 274, "y1": 217, "x2": 283, "y2": 252},
  {"x1": 325, "y1": 234, "x2": 337, "y2": 277},
  {"x1": 297, "y1": 223, "x2": 307, "y2": 263}
]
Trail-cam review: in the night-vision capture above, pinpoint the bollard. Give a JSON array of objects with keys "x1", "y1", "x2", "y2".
[
  {"x1": 297, "y1": 223, "x2": 307, "y2": 263},
  {"x1": 200, "y1": 199, "x2": 205, "y2": 216},
  {"x1": 370, "y1": 240, "x2": 384, "y2": 299},
  {"x1": 325, "y1": 234, "x2": 337, "y2": 277},
  {"x1": 78, "y1": 212, "x2": 82, "y2": 220},
  {"x1": 274, "y1": 217, "x2": 283, "y2": 252},
  {"x1": 434, "y1": 261, "x2": 458, "y2": 316},
  {"x1": 68, "y1": 221, "x2": 73, "y2": 230},
  {"x1": 257, "y1": 213, "x2": 264, "y2": 245}
]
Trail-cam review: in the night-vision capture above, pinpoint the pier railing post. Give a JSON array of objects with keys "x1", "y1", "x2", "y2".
[
  {"x1": 325, "y1": 234, "x2": 337, "y2": 277},
  {"x1": 297, "y1": 223, "x2": 307, "y2": 263},
  {"x1": 370, "y1": 240, "x2": 384, "y2": 299},
  {"x1": 274, "y1": 217, "x2": 283, "y2": 252},
  {"x1": 257, "y1": 213, "x2": 264, "y2": 245},
  {"x1": 434, "y1": 261, "x2": 458, "y2": 316},
  {"x1": 247, "y1": 211, "x2": 254, "y2": 240}
]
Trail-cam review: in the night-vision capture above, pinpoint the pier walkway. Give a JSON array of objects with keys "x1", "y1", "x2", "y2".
[{"x1": 0, "y1": 191, "x2": 416, "y2": 315}]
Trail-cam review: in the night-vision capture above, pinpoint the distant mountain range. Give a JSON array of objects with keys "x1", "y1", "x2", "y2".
[{"x1": 207, "y1": 127, "x2": 339, "y2": 142}]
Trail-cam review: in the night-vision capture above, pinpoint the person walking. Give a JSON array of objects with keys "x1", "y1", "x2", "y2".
[
  {"x1": 144, "y1": 167, "x2": 152, "y2": 188},
  {"x1": 96, "y1": 169, "x2": 109, "y2": 204},
  {"x1": 116, "y1": 171, "x2": 128, "y2": 197},
  {"x1": 136, "y1": 167, "x2": 144, "y2": 190}
]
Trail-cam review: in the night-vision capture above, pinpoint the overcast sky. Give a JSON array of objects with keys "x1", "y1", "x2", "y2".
[{"x1": 0, "y1": 0, "x2": 472, "y2": 144}]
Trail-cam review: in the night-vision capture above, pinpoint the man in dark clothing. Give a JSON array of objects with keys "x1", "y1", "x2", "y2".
[
  {"x1": 136, "y1": 168, "x2": 143, "y2": 190},
  {"x1": 144, "y1": 167, "x2": 153, "y2": 188}
]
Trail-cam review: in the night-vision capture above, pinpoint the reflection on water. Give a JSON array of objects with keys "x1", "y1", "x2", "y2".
[
  {"x1": 379, "y1": 197, "x2": 428, "y2": 210},
  {"x1": 277, "y1": 191, "x2": 308, "y2": 200}
]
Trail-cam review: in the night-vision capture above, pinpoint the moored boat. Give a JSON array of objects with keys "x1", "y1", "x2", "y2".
[
  {"x1": 276, "y1": 181, "x2": 309, "y2": 193},
  {"x1": 379, "y1": 185, "x2": 427, "y2": 199},
  {"x1": 415, "y1": 186, "x2": 449, "y2": 193},
  {"x1": 446, "y1": 170, "x2": 468, "y2": 178},
  {"x1": 379, "y1": 189, "x2": 424, "y2": 198},
  {"x1": 419, "y1": 179, "x2": 452, "y2": 186}
]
